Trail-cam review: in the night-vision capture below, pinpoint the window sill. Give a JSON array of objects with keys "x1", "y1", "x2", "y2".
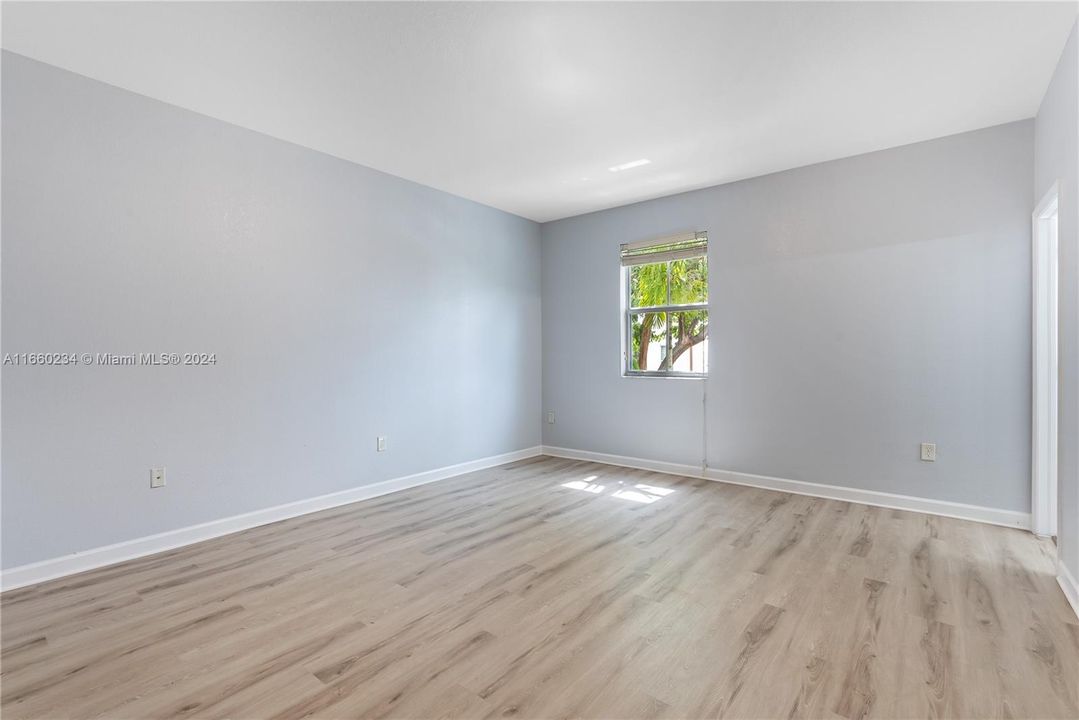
[{"x1": 622, "y1": 372, "x2": 707, "y2": 380}]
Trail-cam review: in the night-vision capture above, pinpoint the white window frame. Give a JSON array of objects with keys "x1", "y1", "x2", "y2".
[{"x1": 621, "y1": 232, "x2": 709, "y2": 379}]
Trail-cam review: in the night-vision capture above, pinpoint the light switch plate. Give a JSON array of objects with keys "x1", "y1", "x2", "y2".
[{"x1": 150, "y1": 467, "x2": 166, "y2": 488}]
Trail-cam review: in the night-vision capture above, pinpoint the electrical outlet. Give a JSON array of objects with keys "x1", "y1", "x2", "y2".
[
  {"x1": 920, "y1": 443, "x2": 937, "y2": 462},
  {"x1": 377, "y1": 436, "x2": 387, "y2": 452},
  {"x1": 150, "y1": 467, "x2": 166, "y2": 488},
  {"x1": 546, "y1": 411, "x2": 555, "y2": 424}
]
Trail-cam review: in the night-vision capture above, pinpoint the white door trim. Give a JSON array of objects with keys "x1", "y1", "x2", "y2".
[{"x1": 1032, "y1": 181, "x2": 1060, "y2": 538}]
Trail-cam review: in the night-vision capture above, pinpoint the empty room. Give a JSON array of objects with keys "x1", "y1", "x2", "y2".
[{"x1": 2, "y1": 2, "x2": 1078, "y2": 718}]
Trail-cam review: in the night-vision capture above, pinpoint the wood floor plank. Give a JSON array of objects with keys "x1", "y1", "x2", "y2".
[{"x1": 3, "y1": 456, "x2": 1076, "y2": 719}]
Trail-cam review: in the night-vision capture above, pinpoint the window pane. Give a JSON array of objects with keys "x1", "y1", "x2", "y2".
[
  {"x1": 669, "y1": 309, "x2": 708, "y2": 374},
  {"x1": 629, "y1": 312, "x2": 668, "y2": 371},
  {"x1": 669, "y1": 256, "x2": 708, "y2": 305},
  {"x1": 630, "y1": 261, "x2": 668, "y2": 308}
]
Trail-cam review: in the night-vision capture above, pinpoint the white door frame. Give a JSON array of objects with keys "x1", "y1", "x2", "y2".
[{"x1": 1032, "y1": 182, "x2": 1060, "y2": 538}]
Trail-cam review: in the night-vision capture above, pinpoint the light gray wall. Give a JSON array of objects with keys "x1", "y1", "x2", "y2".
[
  {"x1": 1035, "y1": 21, "x2": 1079, "y2": 581},
  {"x1": 1, "y1": 52, "x2": 542, "y2": 569},
  {"x1": 543, "y1": 121, "x2": 1034, "y2": 513}
]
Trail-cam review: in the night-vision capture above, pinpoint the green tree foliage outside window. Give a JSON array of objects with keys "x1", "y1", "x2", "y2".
[{"x1": 628, "y1": 256, "x2": 708, "y2": 373}]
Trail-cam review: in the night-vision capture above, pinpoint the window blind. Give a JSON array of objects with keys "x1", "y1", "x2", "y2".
[{"x1": 620, "y1": 231, "x2": 708, "y2": 266}]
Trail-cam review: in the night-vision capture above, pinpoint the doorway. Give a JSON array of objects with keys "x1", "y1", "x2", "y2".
[{"x1": 1032, "y1": 183, "x2": 1059, "y2": 538}]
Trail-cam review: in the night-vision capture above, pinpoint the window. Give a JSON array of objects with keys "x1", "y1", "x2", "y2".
[{"x1": 621, "y1": 232, "x2": 708, "y2": 376}]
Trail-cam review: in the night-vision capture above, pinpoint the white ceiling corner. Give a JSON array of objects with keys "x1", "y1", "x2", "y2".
[{"x1": 3, "y1": 1, "x2": 1076, "y2": 222}]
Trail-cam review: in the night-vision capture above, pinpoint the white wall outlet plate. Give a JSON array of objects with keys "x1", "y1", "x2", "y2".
[
  {"x1": 546, "y1": 411, "x2": 555, "y2": 424},
  {"x1": 377, "y1": 436, "x2": 387, "y2": 452},
  {"x1": 920, "y1": 443, "x2": 937, "y2": 462},
  {"x1": 150, "y1": 467, "x2": 166, "y2": 488}
]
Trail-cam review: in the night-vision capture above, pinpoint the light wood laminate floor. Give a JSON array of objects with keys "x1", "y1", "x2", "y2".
[{"x1": 2, "y1": 455, "x2": 1078, "y2": 719}]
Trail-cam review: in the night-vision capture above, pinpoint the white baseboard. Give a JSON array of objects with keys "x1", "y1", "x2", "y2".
[
  {"x1": 1, "y1": 446, "x2": 543, "y2": 592},
  {"x1": 543, "y1": 445, "x2": 704, "y2": 479},
  {"x1": 541, "y1": 445, "x2": 1030, "y2": 531},
  {"x1": 1059, "y1": 556, "x2": 1079, "y2": 621}
]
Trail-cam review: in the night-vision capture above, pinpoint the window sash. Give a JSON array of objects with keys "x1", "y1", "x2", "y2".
[
  {"x1": 628, "y1": 301, "x2": 708, "y2": 313},
  {"x1": 624, "y1": 306, "x2": 709, "y2": 376}
]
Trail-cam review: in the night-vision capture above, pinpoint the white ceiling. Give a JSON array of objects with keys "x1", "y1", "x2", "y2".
[{"x1": 3, "y1": 2, "x2": 1076, "y2": 222}]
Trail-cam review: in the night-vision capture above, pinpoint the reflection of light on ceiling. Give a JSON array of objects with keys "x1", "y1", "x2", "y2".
[
  {"x1": 609, "y1": 158, "x2": 651, "y2": 173},
  {"x1": 562, "y1": 476, "x2": 604, "y2": 494}
]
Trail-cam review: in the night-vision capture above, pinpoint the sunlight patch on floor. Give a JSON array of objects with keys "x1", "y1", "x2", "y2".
[
  {"x1": 559, "y1": 477, "x2": 675, "y2": 504},
  {"x1": 562, "y1": 476, "x2": 605, "y2": 493}
]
